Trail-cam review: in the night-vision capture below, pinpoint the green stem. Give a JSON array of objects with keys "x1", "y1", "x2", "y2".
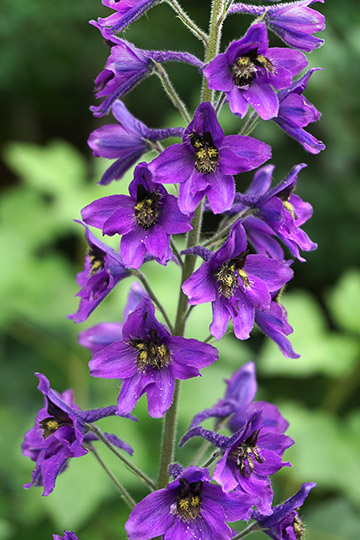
[
  {"x1": 166, "y1": 0, "x2": 209, "y2": 45},
  {"x1": 86, "y1": 423, "x2": 156, "y2": 491},
  {"x1": 203, "y1": 208, "x2": 253, "y2": 247},
  {"x1": 215, "y1": 91, "x2": 226, "y2": 114},
  {"x1": 86, "y1": 444, "x2": 136, "y2": 509},
  {"x1": 132, "y1": 269, "x2": 174, "y2": 333},
  {"x1": 152, "y1": 60, "x2": 191, "y2": 123},
  {"x1": 170, "y1": 239, "x2": 185, "y2": 270},
  {"x1": 201, "y1": 449, "x2": 221, "y2": 468},
  {"x1": 202, "y1": 0, "x2": 226, "y2": 103},
  {"x1": 232, "y1": 523, "x2": 264, "y2": 539},
  {"x1": 240, "y1": 111, "x2": 259, "y2": 136}
]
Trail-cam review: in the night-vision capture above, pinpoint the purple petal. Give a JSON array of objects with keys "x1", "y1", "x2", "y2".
[
  {"x1": 146, "y1": 369, "x2": 175, "y2": 418},
  {"x1": 206, "y1": 169, "x2": 235, "y2": 214},
  {"x1": 89, "y1": 341, "x2": 137, "y2": 379},
  {"x1": 210, "y1": 296, "x2": 231, "y2": 341},
  {"x1": 78, "y1": 322, "x2": 123, "y2": 354},
  {"x1": 245, "y1": 255, "x2": 293, "y2": 291},
  {"x1": 121, "y1": 228, "x2": 147, "y2": 269},
  {"x1": 125, "y1": 489, "x2": 175, "y2": 540},
  {"x1": 182, "y1": 263, "x2": 217, "y2": 305},
  {"x1": 148, "y1": 144, "x2": 194, "y2": 184},
  {"x1": 82, "y1": 195, "x2": 133, "y2": 230},
  {"x1": 203, "y1": 53, "x2": 233, "y2": 92},
  {"x1": 243, "y1": 83, "x2": 279, "y2": 120}
]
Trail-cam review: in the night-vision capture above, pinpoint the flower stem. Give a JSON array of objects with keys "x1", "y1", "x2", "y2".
[
  {"x1": 132, "y1": 269, "x2": 174, "y2": 333},
  {"x1": 232, "y1": 523, "x2": 263, "y2": 539},
  {"x1": 171, "y1": 239, "x2": 185, "y2": 270},
  {"x1": 202, "y1": 0, "x2": 226, "y2": 103},
  {"x1": 152, "y1": 60, "x2": 192, "y2": 123},
  {"x1": 201, "y1": 449, "x2": 221, "y2": 468},
  {"x1": 203, "y1": 208, "x2": 252, "y2": 247},
  {"x1": 86, "y1": 443, "x2": 136, "y2": 509},
  {"x1": 167, "y1": 0, "x2": 209, "y2": 45},
  {"x1": 86, "y1": 423, "x2": 156, "y2": 490}
]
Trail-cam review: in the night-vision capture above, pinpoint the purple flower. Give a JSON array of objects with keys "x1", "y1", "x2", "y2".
[
  {"x1": 82, "y1": 162, "x2": 192, "y2": 269},
  {"x1": 91, "y1": 36, "x2": 203, "y2": 117},
  {"x1": 189, "y1": 361, "x2": 290, "y2": 433},
  {"x1": 253, "y1": 482, "x2": 317, "y2": 540},
  {"x1": 182, "y1": 221, "x2": 293, "y2": 340},
  {"x1": 89, "y1": 100, "x2": 184, "y2": 185},
  {"x1": 274, "y1": 68, "x2": 325, "y2": 154},
  {"x1": 148, "y1": 102, "x2": 271, "y2": 214},
  {"x1": 265, "y1": 0, "x2": 325, "y2": 52},
  {"x1": 181, "y1": 411, "x2": 294, "y2": 515},
  {"x1": 22, "y1": 374, "x2": 132, "y2": 496},
  {"x1": 203, "y1": 23, "x2": 307, "y2": 120},
  {"x1": 53, "y1": 532, "x2": 79, "y2": 540},
  {"x1": 93, "y1": 0, "x2": 160, "y2": 36},
  {"x1": 255, "y1": 298, "x2": 300, "y2": 359},
  {"x1": 89, "y1": 299, "x2": 219, "y2": 417},
  {"x1": 78, "y1": 282, "x2": 148, "y2": 354},
  {"x1": 68, "y1": 221, "x2": 131, "y2": 323},
  {"x1": 125, "y1": 466, "x2": 256, "y2": 539}
]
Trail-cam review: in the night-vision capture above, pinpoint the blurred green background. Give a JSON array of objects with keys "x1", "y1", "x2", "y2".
[{"x1": 1, "y1": 1, "x2": 360, "y2": 539}]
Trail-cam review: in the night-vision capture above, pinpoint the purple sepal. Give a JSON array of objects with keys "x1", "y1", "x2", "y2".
[
  {"x1": 89, "y1": 100, "x2": 184, "y2": 185},
  {"x1": 53, "y1": 531, "x2": 79, "y2": 540},
  {"x1": 265, "y1": 0, "x2": 325, "y2": 52},
  {"x1": 203, "y1": 23, "x2": 307, "y2": 120},
  {"x1": 181, "y1": 245, "x2": 213, "y2": 261},
  {"x1": 182, "y1": 221, "x2": 293, "y2": 341},
  {"x1": 149, "y1": 102, "x2": 271, "y2": 215},
  {"x1": 82, "y1": 162, "x2": 192, "y2": 269},
  {"x1": 68, "y1": 221, "x2": 131, "y2": 323},
  {"x1": 125, "y1": 466, "x2": 256, "y2": 540},
  {"x1": 90, "y1": 37, "x2": 202, "y2": 117},
  {"x1": 22, "y1": 374, "x2": 133, "y2": 496},
  {"x1": 253, "y1": 482, "x2": 317, "y2": 539},
  {"x1": 274, "y1": 69, "x2": 325, "y2": 154},
  {"x1": 84, "y1": 431, "x2": 133, "y2": 455},
  {"x1": 94, "y1": 0, "x2": 160, "y2": 36},
  {"x1": 89, "y1": 299, "x2": 218, "y2": 418}
]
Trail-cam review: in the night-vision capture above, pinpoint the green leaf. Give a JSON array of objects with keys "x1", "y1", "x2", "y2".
[
  {"x1": 326, "y1": 268, "x2": 360, "y2": 334},
  {"x1": 258, "y1": 291, "x2": 359, "y2": 378}
]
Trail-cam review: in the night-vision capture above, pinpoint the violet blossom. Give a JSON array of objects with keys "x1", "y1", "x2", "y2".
[
  {"x1": 181, "y1": 410, "x2": 294, "y2": 515},
  {"x1": 93, "y1": 0, "x2": 160, "y2": 36},
  {"x1": 203, "y1": 23, "x2": 307, "y2": 120},
  {"x1": 89, "y1": 100, "x2": 184, "y2": 185},
  {"x1": 125, "y1": 466, "x2": 256, "y2": 539},
  {"x1": 182, "y1": 221, "x2": 293, "y2": 340},
  {"x1": 22, "y1": 373, "x2": 133, "y2": 496},
  {"x1": 53, "y1": 532, "x2": 79, "y2": 540},
  {"x1": 68, "y1": 221, "x2": 131, "y2": 323},
  {"x1": 90, "y1": 36, "x2": 203, "y2": 117},
  {"x1": 82, "y1": 162, "x2": 192, "y2": 269},
  {"x1": 88, "y1": 298, "x2": 219, "y2": 417},
  {"x1": 253, "y1": 482, "x2": 317, "y2": 540},
  {"x1": 274, "y1": 68, "x2": 325, "y2": 154},
  {"x1": 148, "y1": 102, "x2": 271, "y2": 214}
]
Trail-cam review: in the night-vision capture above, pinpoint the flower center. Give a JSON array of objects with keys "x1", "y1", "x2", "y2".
[
  {"x1": 39, "y1": 415, "x2": 73, "y2": 439},
  {"x1": 230, "y1": 429, "x2": 263, "y2": 477},
  {"x1": 190, "y1": 131, "x2": 219, "y2": 174},
  {"x1": 231, "y1": 52, "x2": 274, "y2": 87},
  {"x1": 292, "y1": 515, "x2": 304, "y2": 540},
  {"x1": 88, "y1": 248, "x2": 105, "y2": 276},
  {"x1": 134, "y1": 184, "x2": 161, "y2": 229},
  {"x1": 215, "y1": 251, "x2": 250, "y2": 298},
  {"x1": 177, "y1": 479, "x2": 203, "y2": 522},
  {"x1": 130, "y1": 329, "x2": 170, "y2": 372},
  {"x1": 282, "y1": 200, "x2": 298, "y2": 220}
]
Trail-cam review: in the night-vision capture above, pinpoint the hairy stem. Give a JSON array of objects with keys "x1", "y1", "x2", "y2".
[
  {"x1": 132, "y1": 269, "x2": 174, "y2": 332},
  {"x1": 232, "y1": 523, "x2": 263, "y2": 539},
  {"x1": 202, "y1": 0, "x2": 226, "y2": 103},
  {"x1": 86, "y1": 443, "x2": 136, "y2": 509},
  {"x1": 167, "y1": 0, "x2": 209, "y2": 45},
  {"x1": 86, "y1": 423, "x2": 156, "y2": 490},
  {"x1": 152, "y1": 60, "x2": 192, "y2": 123}
]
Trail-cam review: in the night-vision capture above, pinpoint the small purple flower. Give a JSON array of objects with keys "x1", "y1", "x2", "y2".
[
  {"x1": 181, "y1": 411, "x2": 294, "y2": 515},
  {"x1": 203, "y1": 23, "x2": 307, "y2": 120},
  {"x1": 148, "y1": 102, "x2": 271, "y2": 214},
  {"x1": 93, "y1": 0, "x2": 160, "y2": 36},
  {"x1": 182, "y1": 221, "x2": 293, "y2": 340},
  {"x1": 253, "y1": 482, "x2": 317, "y2": 540},
  {"x1": 78, "y1": 282, "x2": 148, "y2": 354},
  {"x1": 274, "y1": 68, "x2": 325, "y2": 154},
  {"x1": 89, "y1": 100, "x2": 184, "y2": 185},
  {"x1": 82, "y1": 162, "x2": 192, "y2": 269},
  {"x1": 264, "y1": 0, "x2": 325, "y2": 52},
  {"x1": 255, "y1": 298, "x2": 300, "y2": 359},
  {"x1": 91, "y1": 36, "x2": 202, "y2": 117},
  {"x1": 22, "y1": 374, "x2": 132, "y2": 496},
  {"x1": 53, "y1": 531, "x2": 79, "y2": 540},
  {"x1": 189, "y1": 361, "x2": 291, "y2": 433},
  {"x1": 68, "y1": 221, "x2": 131, "y2": 323},
  {"x1": 125, "y1": 466, "x2": 256, "y2": 539},
  {"x1": 89, "y1": 299, "x2": 219, "y2": 418}
]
